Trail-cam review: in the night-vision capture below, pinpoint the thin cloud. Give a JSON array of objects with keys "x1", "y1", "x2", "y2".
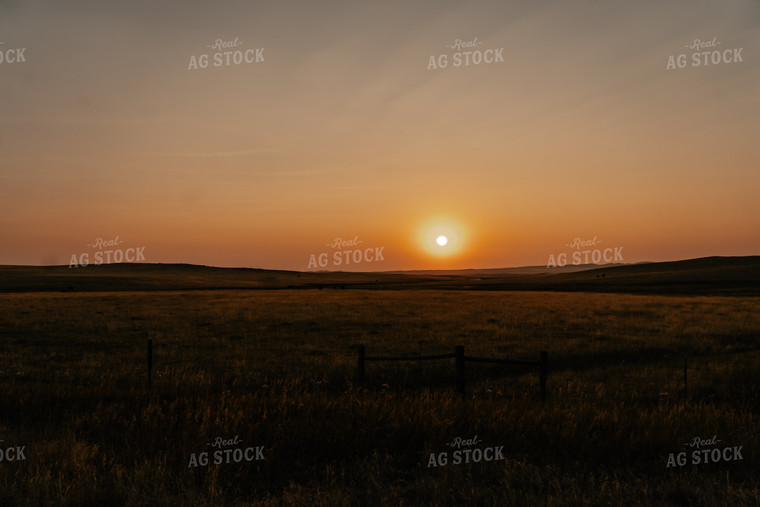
[
  {"x1": 132, "y1": 149, "x2": 276, "y2": 158},
  {"x1": 166, "y1": 167, "x2": 331, "y2": 175},
  {"x1": 0, "y1": 115, "x2": 165, "y2": 127}
]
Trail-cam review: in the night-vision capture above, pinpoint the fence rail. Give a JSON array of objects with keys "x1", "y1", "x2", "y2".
[
  {"x1": 356, "y1": 344, "x2": 548, "y2": 400},
  {"x1": 135, "y1": 340, "x2": 759, "y2": 401}
]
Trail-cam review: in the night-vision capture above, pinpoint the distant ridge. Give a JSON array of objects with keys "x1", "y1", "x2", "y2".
[
  {"x1": 384, "y1": 263, "x2": 632, "y2": 276},
  {"x1": 0, "y1": 256, "x2": 758, "y2": 295}
]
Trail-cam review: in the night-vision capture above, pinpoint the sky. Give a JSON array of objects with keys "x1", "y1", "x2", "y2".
[{"x1": 1, "y1": 0, "x2": 759, "y2": 270}]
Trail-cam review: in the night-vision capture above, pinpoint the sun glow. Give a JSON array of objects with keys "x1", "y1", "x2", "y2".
[{"x1": 417, "y1": 217, "x2": 467, "y2": 259}]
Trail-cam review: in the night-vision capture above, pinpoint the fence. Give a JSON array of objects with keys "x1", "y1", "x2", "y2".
[
  {"x1": 136, "y1": 340, "x2": 759, "y2": 402},
  {"x1": 355, "y1": 344, "x2": 548, "y2": 400}
]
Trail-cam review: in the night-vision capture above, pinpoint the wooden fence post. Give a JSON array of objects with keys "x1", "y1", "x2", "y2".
[
  {"x1": 357, "y1": 344, "x2": 365, "y2": 386},
  {"x1": 147, "y1": 339, "x2": 153, "y2": 389},
  {"x1": 539, "y1": 351, "x2": 548, "y2": 401},
  {"x1": 455, "y1": 346, "x2": 465, "y2": 396}
]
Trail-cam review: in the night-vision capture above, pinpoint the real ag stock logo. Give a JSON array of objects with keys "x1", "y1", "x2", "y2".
[
  {"x1": 0, "y1": 42, "x2": 27, "y2": 65},
  {"x1": 427, "y1": 36, "x2": 504, "y2": 70},
  {"x1": 68, "y1": 235, "x2": 146, "y2": 268},
  {"x1": 666, "y1": 435, "x2": 743, "y2": 468},
  {"x1": 666, "y1": 37, "x2": 743, "y2": 70},
  {"x1": 187, "y1": 435, "x2": 265, "y2": 468},
  {"x1": 0, "y1": 440, "x2": 26, "y2": 463},
  {"x1": 188, "y1": 37, "x2": 265, "y2": 70},
  {"x1": 426, "y1": 435, "x2": 505, "y2": 468},
  {"x1": 307, "y1": 236, "x2": 385, "y2": 270},
  {"x1": 546, "y1": 236, "x2": 623, "y2": 268}
]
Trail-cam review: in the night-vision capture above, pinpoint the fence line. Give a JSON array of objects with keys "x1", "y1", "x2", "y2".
[
  {"x1": 356, "y1": 344, "x2": 548, "y2": 400},
  {"x1": 137, "y1": 339, "x2": 758, "y2": 400}
]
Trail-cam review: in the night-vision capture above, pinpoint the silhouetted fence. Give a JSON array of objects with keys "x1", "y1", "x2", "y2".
[
  {"x1": 356, "y1": 345, "x2": 548, "y2": 400},
  {"x1": 147, "y1": 339, "x2": 153, "y2": 388},
  {"x1": 140, "y1": 339, "x2": 758, "y2": 402}
]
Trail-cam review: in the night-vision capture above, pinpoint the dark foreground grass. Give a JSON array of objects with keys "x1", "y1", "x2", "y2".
[{"x1": 0, "y1": 290, "x2": 759, "y2": 505}]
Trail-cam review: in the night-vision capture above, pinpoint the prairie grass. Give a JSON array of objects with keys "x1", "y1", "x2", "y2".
[{"x1": 0, "y1": 290, "x2": 758, "y2": 505}]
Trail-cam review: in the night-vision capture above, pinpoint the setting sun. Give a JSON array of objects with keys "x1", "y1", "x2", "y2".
[{"x1": 416, "y1": 216, "x2": 468, "y2": 261}]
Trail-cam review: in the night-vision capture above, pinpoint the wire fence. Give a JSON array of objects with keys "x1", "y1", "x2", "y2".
[{"x1": 3, "y1": 338, "x2": 759, "y2": 403}]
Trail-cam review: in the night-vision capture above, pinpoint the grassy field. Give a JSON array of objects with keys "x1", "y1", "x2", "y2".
[{"x1": 1, "y1": 289, "x2": 759, "y2": 505}]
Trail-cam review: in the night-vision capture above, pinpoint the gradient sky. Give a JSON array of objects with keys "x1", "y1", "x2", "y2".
[{"x1": 1, "y1": 0, "x2": 759, "y2": 270}]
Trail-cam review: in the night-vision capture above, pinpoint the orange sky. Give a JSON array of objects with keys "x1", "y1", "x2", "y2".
[{"x1": 1, "y1": 0, "x2": 759, "y2": 270}]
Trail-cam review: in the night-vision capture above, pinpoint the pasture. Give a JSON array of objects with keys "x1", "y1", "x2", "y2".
[{"x1": 1, "y1": 289, "x2": 759, "y2": 505}]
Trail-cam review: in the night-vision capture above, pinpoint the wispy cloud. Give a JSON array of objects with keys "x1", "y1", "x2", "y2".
[
  {"x1": 131, "y1": 149, "x2": 276, "y2": 158},
  {"x1": 0, "y1": 115, "x2": 165, "y2": 127},
  {"x1": 165, "y1": 167, "x2": 332, "y2": 176}
]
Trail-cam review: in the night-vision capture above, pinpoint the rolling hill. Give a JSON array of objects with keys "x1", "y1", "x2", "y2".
[{"x1": 0, "y1": 256, "x2": 758, "y2": 295}]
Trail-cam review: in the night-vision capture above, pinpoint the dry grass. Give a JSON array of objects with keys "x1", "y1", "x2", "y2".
[{"x1": 0, "y1": 290, "x2": 759, "y2": 505}]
